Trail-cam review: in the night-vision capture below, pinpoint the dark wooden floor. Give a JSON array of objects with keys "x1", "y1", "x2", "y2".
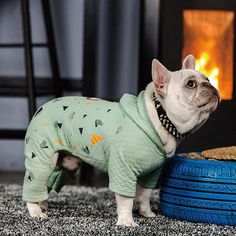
[
  {"x1": 0, "y1": 171, "x2": 109, "y2": 187},
  {"x1": 0, "y1": 171, "x2": 24, "y2": 185}
]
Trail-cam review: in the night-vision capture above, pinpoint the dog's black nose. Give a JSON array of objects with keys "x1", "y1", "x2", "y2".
[{"x1": 201, "y1": 81, "x2": 221, "y2": 105}]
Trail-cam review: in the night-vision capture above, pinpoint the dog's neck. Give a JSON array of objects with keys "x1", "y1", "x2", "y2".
[
  {"x1": 144, "y1": 83, "x2": 179, "y2": 157},
  {"x1": 152, "y1": 92, "x2": 187, "y2": 140}
]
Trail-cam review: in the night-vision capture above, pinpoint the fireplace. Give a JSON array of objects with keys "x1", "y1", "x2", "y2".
[
  {"x1": 159, "y1": 0, "x2": 236, "y2": 152},
  {"x1": 183, "y1": 10, "x2": 234, "y2": 100}
]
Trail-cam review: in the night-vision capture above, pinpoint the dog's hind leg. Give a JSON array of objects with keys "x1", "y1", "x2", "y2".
[
  {"x1": 47, "y1": 152, "x2": 80, "y2": 193},
  {"x1": 136, "y1": 186, "x2": 156, "y2": 218},
  {"x1": 23, "y1": 149, "x2": 58, "y2": 219}
]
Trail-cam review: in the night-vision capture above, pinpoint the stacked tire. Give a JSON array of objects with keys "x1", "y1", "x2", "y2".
[{"x1": 159, "y1": 154, "x2": 236, "y2": 226}]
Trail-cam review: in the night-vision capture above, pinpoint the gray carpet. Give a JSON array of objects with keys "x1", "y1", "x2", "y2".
[{"x1": 1, "y1": 184, "x2": 236, "y2": 236}]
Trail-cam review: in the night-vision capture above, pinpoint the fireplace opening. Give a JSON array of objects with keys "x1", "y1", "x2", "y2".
[
  {"x1": 159, "y1": 0, "x2": 236, "y2": 151},
  {"x1": 182, "y1": 10, "x2": 234, "y2": 100}
]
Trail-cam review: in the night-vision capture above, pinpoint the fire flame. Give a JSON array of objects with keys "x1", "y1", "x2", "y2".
[{"x1": 195, "y1": 52, "x2": 219, "y2": 89}]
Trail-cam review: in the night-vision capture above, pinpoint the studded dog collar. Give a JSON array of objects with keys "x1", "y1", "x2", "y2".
[{"x1": 153, "y1": 93, "x2": 186, "y2": 140}]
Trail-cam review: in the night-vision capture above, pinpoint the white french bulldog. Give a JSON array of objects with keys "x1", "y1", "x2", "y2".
[{"x1": 25, "y1": 55, "x2": 219, "y2": 226}]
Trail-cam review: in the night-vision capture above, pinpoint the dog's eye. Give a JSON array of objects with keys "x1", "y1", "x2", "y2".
[{"x1": 186, "y1": 80, "x2": 197, "y2": 89}]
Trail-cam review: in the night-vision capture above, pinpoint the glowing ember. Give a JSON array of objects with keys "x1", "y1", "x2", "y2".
[{"x1": 195, "y1": 52, "x2": 219, "y2": 89}]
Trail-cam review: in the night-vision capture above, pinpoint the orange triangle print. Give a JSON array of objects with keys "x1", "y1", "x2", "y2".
[
  {"x1": 91, "y1": 134, "x2": 103, "y2": 145},
  {"x1": 56, "y1": 139, "x2": 62, "y2": 145}
]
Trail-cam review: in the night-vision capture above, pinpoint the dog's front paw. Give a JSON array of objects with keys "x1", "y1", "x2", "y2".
[
  {"x1": 139, "y1": 209, "x2": 156, "y2": 218},
  {"x1": 116, "y1": 216, "x2": 138, "y2": 227},
  {"x1": 26, "y1": 202, "x2": 48, "y2": 219},
  {"x1": 35, "y1": 212, "x2": 48, "y2": 219}
]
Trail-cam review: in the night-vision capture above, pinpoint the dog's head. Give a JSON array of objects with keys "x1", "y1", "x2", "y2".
[{"x1": 151, "y1": 54, "x2": 220, "y2": 135}]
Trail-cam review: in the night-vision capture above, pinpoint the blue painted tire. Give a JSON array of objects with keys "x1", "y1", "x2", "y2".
[{"x1": 159, "y1": 154, "x2": 236, "y2": 226}]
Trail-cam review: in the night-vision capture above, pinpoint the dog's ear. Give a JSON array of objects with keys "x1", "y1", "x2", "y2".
[
  {"x1": 152, "y1": 59, "x2": 170, "y2": 98},
  {"x1": 182, "y1": 54, "x2": 195, "y2": 70}
]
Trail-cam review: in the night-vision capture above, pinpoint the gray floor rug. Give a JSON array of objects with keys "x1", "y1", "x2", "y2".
[{"x1": 1, "y1": 184, "x2": 236, "y2": 236}]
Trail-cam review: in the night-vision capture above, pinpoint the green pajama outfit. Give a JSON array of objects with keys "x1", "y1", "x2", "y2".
[{"x1": 22, "y1": 91, "x2": 166, "y2": 202}]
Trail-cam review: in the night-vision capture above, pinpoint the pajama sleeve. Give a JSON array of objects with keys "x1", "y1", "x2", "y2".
[
  {"x1": 108, "y1": 145, "x2": 138, "y2": 198},
  {"x1": 47, "y1": 166, "x2": 77, "y2": 193},
  {"x1": 107, "y1": 131, "x2": 166, "y2": 197}
]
